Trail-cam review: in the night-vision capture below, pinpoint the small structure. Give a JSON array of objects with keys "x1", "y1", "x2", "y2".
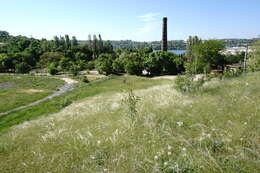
[{"x1": 161, "y1": 17, "x2": 168, "y2": 52}]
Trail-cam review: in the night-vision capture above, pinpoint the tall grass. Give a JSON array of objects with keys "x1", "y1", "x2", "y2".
[{"x1": 0, "y1": 73, "x2": 259, "y2": 172}]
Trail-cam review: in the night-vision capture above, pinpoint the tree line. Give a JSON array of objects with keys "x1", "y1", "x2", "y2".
[{"x1": 0, "y1": 30, "x2": 259, "y2": 76}]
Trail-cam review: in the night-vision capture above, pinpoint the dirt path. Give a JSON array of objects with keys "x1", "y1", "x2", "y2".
[{"x1": 0, "y1": 77, "x2": 78, "y2": 117}]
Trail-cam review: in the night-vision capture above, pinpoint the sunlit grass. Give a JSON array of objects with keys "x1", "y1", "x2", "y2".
[
  {"x1": 0, "y1": 74, "x2": 64, "y2": 113},
  {"x1": 0, "y1": 73, "x2": 259, "y2": 172}
]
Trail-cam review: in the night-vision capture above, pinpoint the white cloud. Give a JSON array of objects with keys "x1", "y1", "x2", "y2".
[
  {"x1": 138, "y1": 12, "x2": 161, "y2": 22},
  {"x1": 133, "y1": 12, "x2": 161, "y2": 41}
]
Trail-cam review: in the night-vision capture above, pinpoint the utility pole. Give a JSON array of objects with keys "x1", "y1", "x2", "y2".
[{"x1": 243, "y1": 45, "x2": 249, "y2": 72}]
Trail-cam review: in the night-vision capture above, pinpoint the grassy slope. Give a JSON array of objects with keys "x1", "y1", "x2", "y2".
[
  {"x1": 0, "y1": 75, "x2": 170, "y2": 133},
  {"x1": 0, "y1": 75, "x2": 64, "y2": 113},
  {"x1": 0, "y1": 73, "x2": 259, "y2": 172}
]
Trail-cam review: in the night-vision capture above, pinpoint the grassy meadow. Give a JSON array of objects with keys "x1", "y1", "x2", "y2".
[
  {"x1": 0, "y1": 75, "x2": 64, "y2": 113},
  {"x1": 0, "y1": 73, "x2": 259, "y2": 172},
  {"x1": 0, "y1": 75, "x2": 170, "y2": 133}
]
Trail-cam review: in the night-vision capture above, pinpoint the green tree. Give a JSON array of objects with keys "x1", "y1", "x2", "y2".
[
  {"x1": 15, "y1": 62, "x2": 31, "y2": 73},
  {"x1": 0, "y1": 53, "x2": 12, "y2": 72},
  {"x1": 123, "y1": 53, "x2": 143, "y2": 75},
  {"x1": 65, "y1": 35, "x2": 71, "y2": 49},
  {"x1": 95, "y1": 53, "x2": 114, "y2": 75},
  {"x1": 38, "y1": 52, "x2": 65, "y2": 68},
  {"x1": 0, "y1": 31, "x2": 10, "y2": 42},
  {"x1": 103, "y1": 41, "x2": 114, "y2": 54},
  {"x1": 71, "y1": 36, "x2": 78, "y2": 47}
]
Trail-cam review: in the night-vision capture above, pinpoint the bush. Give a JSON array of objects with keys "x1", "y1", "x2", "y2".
[
  {"x1": 223, "y1": 68, "x2": 242, "y2": 78},
  {"x1": 174, "y1": 74, "x2": 206, "y2": 93},
  {"x1": 112, "y1": 58, "x2": 125, "y2": 73},
  {"x1": 86, "y1": 61, "x2": 95, "y2": 70},
  {"x1": 123, "y1": 89, "x2": 140, "y2": 123},
  {"x1": 123, "y1": 53, "x2": 144, "y2": 75},
  {"x1": 69, "y1": 64, "x2": 80, "y2": 76},
  {"x1": 81, "y1": 75, "x2": 89, "y2": 83},
  {"x1": 95, "y1": 54, "x2": 114, "y2": 75},
  {"x1": 15, "y1": 62, "x2": 31, "y2": 73},
  {"x1": 48, "y1": 63, "x2": 59, "y2": 75},
  {"x1": 144, "y1": 52, "x2": 184, "y2": 76}
]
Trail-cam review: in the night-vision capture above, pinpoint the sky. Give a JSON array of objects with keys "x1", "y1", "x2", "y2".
[{"x1": 0, "y1": 0, "x2": 260, "y2": 41}]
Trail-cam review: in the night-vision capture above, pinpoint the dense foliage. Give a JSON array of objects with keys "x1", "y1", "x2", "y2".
[{"x1": 1, "y1": 30, "x2": 258, "y2": 76}]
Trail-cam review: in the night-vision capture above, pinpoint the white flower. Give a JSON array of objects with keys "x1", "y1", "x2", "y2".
[
  {"x1": 167, "y1": 151, "x2": 172, "y2": 156},
  {"x1": 176, "y1": 122, "x2": 184, "y2": 127},
  {"x1": 97, "y1": 140, "x2": 101, "y2": 145},
  {"x1": 244, "y1": 122, "x2": 247, "y2": 125},
  {"x1": 182, "y1": 147, "x2": 187, "y2": 152},
  {"x1": 164, "y1": 162, "x2": 168, "y2": 166},
  {"x1": 154, "y1": 155, "x2": 159, "y2": 160},
  {"x1": 167, "y1": 145, "x2": 172, "y2": 150}
]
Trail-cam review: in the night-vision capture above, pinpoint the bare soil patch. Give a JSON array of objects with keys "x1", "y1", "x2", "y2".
[{"x1": 19, "y1": 89, "x2": 46, "y2": 94}]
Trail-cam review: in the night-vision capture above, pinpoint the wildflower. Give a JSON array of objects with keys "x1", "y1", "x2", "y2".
[
  {"x1": 103, "y1": 168, "x2": 108, "y2": 172},
  {"x1": 154, "y1": 155, "x2": 159, "y2": 160},
  {"x1": 182, "y1": 147, "x2": 187, "y2": 152},
  {"x1": 97, "y1": 140, "x2": 101, "y2": 145},
  {"x1": 167, "y1": 145, "x2": 172, "y2": 150},
  {"x1": 176, "y1": 122, "x2": 184, "y2": 127},
  {"x1": 167, "y1": 151, "x2": 172, "y2": 156},
  {"x1": 79, "y1": 135, "x2": 84, "y2": 140},
  {"x1": 244, "y1": 122, "x2": 247, "y2": 125},
  {"x1": 164, "y1": 162, "x2": 168, "y2": 166}
]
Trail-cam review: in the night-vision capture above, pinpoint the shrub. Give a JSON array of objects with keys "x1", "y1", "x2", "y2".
[
  {"x1": 81, "y1": 75, "x2": 89, "y2": 83},
  {"x1": 69, "y1": 64, "x2": 80, "y2": 76},
  {"x1": 144, "y1": 52, "x2": 185, "y2": 76},
  {"x1": 95, "y1": 54, "x2": 114, "y2": 75},
  {"x1": 174, "y1": 74, "x2": 206, "y2": 93},
  {"x1": 60, "y1": 97, "x2": 72, "y2": 108},
  {"x1": 48, "y1": 63, "x2": 59, "y2": 75},
  {"x1": 223, "y1": 68, "x2": 242, "y2": 78},
  {"x1": 112, "y1": 58, "x2": 125, "y2": 73},
  {"x1": 123, "y1": 89, "x2": 140, "y2": 123},
  {"x1": 15, "y1": 62, "x2": 31, "y2": 73},
  {"x1": 86, "y1": 61, "x2": 95, "y2": 70}
]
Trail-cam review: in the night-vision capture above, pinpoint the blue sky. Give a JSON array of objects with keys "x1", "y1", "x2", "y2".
[{"x1": 0, "y1": 0, "x2": 260, "y2": 41}]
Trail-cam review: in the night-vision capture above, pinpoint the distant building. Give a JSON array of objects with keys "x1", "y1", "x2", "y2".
[{"x1": 221, "y1": 47, "x2": 252, "y2": 55}]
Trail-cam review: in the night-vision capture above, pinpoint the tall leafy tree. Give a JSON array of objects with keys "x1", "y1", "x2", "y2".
[
  {"x1": 98, "y1": 34, "x2": 104, "y2": 53},
  {"x1": 92, "y1": 35, "x2": 98, "y2": 59},
  {"x1": 65, "y1": 34, "x2": 71, "y2": 49}
]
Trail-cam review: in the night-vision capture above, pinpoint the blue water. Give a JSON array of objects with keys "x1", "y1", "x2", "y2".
[
  {"x1": 154, "y1": 50, "x2": 186, "y2": 55},
  {"x1": 169, "y1": 50, "x2": 186, "y2": 55}
]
